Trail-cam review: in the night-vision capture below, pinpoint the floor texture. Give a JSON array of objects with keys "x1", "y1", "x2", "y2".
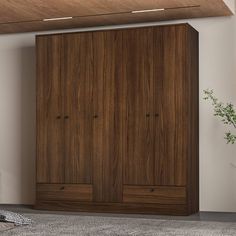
[
  {"x1": 1, "y1": 206, "x2": 236, "y2": 236},
  {"x1": 0, "y1": 223, "x2": 14, "y2": 232}
]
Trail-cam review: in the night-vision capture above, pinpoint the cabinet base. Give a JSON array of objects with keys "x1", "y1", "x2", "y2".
[{"x1": 35, "y1": 200, "x2": 197, "y2": 216}]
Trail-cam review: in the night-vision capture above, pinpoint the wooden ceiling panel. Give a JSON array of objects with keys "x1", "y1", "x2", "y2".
[{"x1": 0, "y1": 0, "x2": 233, "y2": 34}]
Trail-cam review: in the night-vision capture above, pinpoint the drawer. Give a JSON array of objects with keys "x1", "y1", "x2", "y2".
[
  {"x1": 37, "y1": 184, "x2": 93, "y2": 202},
  {"x1": 123, "y1": 186, "x2": 186, "y2": 205}
]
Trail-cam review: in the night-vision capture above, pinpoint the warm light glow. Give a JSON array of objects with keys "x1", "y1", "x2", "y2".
[
  {"x1": 43, "y1": 17, "x2": 73, "y2": 22},
  {"x1": 131, "y1": 8, "x2": 165, "y2": 14}
]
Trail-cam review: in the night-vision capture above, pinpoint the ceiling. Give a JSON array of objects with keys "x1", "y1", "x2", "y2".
[{"x1": 0, "y1": 0, "x2": 233, "y2": 34}]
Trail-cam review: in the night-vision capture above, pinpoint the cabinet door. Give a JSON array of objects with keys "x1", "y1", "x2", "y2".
[
  {"x1": 123, "y1": 28, "x2": 154, "y2": 185},
  {"x1": 36, "y1": 35, "x2": 64, "y2": 183},
  {"x1": 92, "y1": 30, "x2": 123, "y2": 202},
  {"x1": 153, "y1": 25, "x2": 187, "y2": 186},
  {"x1": 62, "y1": 33, "x2": 94, "y2": 184}
]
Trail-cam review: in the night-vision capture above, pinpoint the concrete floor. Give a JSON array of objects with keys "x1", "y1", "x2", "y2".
[{"x1": 1, "y1": 204, "x2": 236, "y2": 223}]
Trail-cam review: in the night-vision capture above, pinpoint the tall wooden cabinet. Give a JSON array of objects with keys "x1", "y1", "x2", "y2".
[{"x1": 36, "y1": 23, "x2": 199, "y2": 215}]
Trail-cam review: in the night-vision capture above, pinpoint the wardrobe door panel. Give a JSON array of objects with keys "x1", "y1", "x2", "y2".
[
  {"x1": 92, "y1": 31, "x2": 123, "y2": 202},
  {"x1": 123, "y1": 28, "x2": 154, "y2": 185},
  {"x1": 63, "y1": 33, "x2": 94, "y2": 184},
  {"x1": 153, "y1": 25, "x2": 187, "y2": 186},
  {"x1": 36, "y1": 36, "x2": 64, "y2": 183}
]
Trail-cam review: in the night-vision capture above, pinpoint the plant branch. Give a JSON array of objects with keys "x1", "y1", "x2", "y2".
[{"x1": 203, "y1": 89, "x2": 236, "y2": 144}]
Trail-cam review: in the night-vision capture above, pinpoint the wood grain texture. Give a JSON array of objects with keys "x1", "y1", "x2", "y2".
[
  {"x1": 123, "y1": 186, "x2": 186, "y2": 204},
  {"x1": 35, "y1": 200, "x2": 189, "y2": 216},
  {"x1": 92, "y1": 30, "x2": 123, "y2": 203},
  {"x1": 123, "y1": 27, "x2": 154, "y2": 185},
  {"x1": 153, "y1": 25, "x2": 187, "y2": 186},
  {"x1": 36, "y1": 24, "x2": 199, "y2": 215},
  {"x1": 0, "y1": 0, "x2": 233, "y2": 34},
  {"x1": 185, "y1": 26, "x2": 199, "y2": 215},
  {"x1": 37, "y1": 184, "x2": 92, "y2": 202},
  {"x1": 36, "y1": 35, "x2": 65, "y2": 183},
  {"x1": 62, "y1": 33, "x2": 94, "y2": 184}
]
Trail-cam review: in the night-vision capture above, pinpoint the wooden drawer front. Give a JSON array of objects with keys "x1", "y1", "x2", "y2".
[
  {"x1": 37, "y1": 184, "x2": 92, "y2": 202},
  {"x1": 123, "y1": 186, "x2": 186, "y2": 205}
]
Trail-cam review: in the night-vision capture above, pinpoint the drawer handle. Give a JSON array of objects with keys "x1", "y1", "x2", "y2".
[
  {"x1": 60, "y1": 186, "x2": 65, "y2": 190},
  {"x1": 150, "y1": 188, "x2": 155, "y2": 192},
  {"x1": 146, "y1": 114, "x2": 150, "y2": 117}
]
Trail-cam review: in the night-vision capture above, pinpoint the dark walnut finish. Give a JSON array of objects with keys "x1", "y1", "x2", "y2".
[
  {"x1": 62, "y1": 33, "x2": 94, "y2": 184},
  {"x1": 92, "y1": 31, "x2": 124, "y2": 203},
  {"x1": 35, "y1": 201, "x2": 188, "y2": 216},
  {"x1": 37, "y1": 184, "x2": 93, "y2": 202},
  {"x1": 153, "y1": 25, "x2": 187, "y2": 186},
  {"x1": 36, "y1": 23, "x2": 199, "y2": 215},
  {"x1": 36, "y1": 36, "x2": 65, "y2": 183},
  {"x1": 123, "y1": 27, "x2": 154, "y2": 186},
  {"x1": 0, "y1": 0, "x2": 233, "y2": 34},
  {"x1": 186, "y1": 26, "x2": 199, "y2": 214},
  {"x1": 123, "y1": 186, "x2": 186, "y2": 205}
]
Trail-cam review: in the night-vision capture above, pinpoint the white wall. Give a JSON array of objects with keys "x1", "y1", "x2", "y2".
[
  {"x1": 0, "y1": 13, "x2": 236, "y2": 212},
  {"x1": 224, "y1": 0, "x2": 235, "y2": 13}
]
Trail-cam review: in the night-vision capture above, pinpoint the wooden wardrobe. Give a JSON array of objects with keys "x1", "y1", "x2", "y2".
[{"x1": 36, "y1": 23, "x2": 199, "y2": 216}]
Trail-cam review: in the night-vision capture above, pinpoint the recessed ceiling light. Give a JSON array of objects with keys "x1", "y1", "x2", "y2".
[
  {"x1": 131, "y1": 8, "x2": 165, "y2": 14},
  {"x1": 43, "y1": 17, "x2": 73, "y2": 22}
]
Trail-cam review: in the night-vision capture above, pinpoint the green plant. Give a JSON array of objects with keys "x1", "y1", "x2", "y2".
[{"x1": 203, "y1": 89, "x2": 236, "y2": 144}]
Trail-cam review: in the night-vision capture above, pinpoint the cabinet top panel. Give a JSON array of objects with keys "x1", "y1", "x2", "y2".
[
  {"x1": 36, "y1": 23, "x2": 198, "y2": 39},
  {"x1": 0, "y1": 0, "x2": 233, "y2": 34}
]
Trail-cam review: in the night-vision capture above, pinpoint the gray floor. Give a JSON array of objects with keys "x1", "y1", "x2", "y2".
[
  {"x1": 1, "y1": 204, "x2": 236, "y2": 222},
  {"x1": 1, "y1": 205, "x2": 236, "y2": 236}
]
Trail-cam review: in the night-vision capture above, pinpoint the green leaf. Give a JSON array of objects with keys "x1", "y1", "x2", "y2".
[{"x1": 204, "y1": 89, "x2": 236, "y2": 144}]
